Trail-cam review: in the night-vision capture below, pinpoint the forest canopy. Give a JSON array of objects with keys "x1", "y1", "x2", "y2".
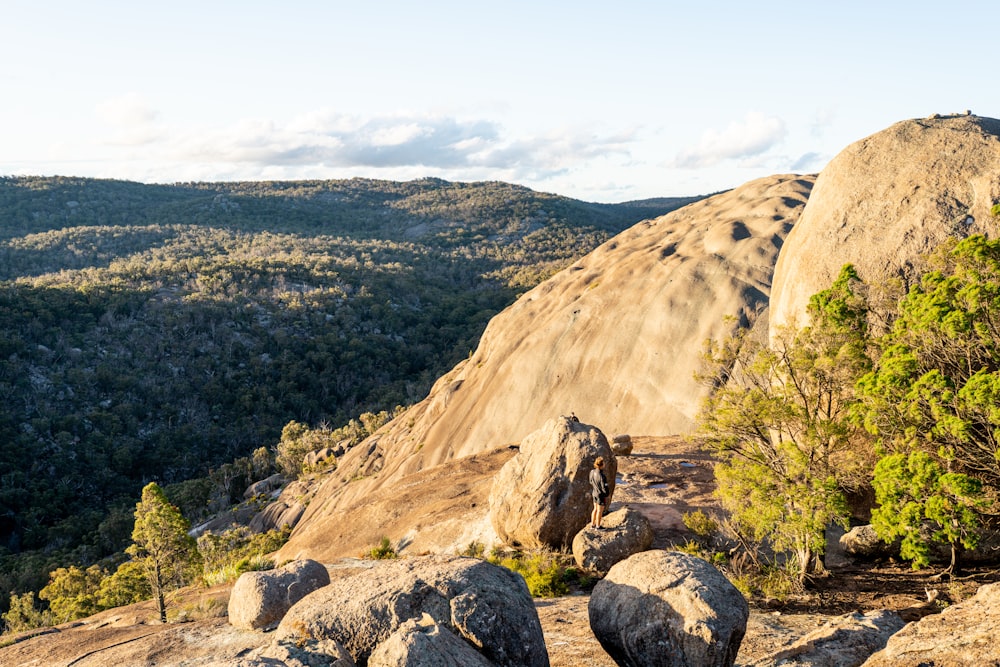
[{"x1": 0, "y1": 175, "x2": 697, "y2": 602}]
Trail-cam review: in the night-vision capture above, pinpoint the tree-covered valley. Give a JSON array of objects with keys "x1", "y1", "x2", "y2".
[{"x1": 0, "y1": 175, "x2": 701, "y2": 600}]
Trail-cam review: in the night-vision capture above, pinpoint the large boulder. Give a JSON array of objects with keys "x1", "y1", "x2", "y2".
[
  {"x1": 275, "y1": 555, "x2": 548, "y2": 667},
  {"x1": 861, "y1": 581, "x2": 1000, "y2": 666},
  {"x1": 572, "y1": 506, "x2": 653, "y2": 576},
  {"x1": 234, "y1": 636, "x2": 356, "y2": 667},
  {"x1": 249, "y1": 479, "x2": 312, "y2": 533},
  {"x1": 611, "y1": 434, "x2": 633, "y2": 457},
  {"x1": 243, "y1": 473, "x2": 287, "y2": 499},
  {"x1": 589, "y1": 550, "x2": 748, "y2": 667},
  {"x1": 489, "y1": 416, "x2": 616, "y2": 550},
  {"x1": 368, "y1": 616, "x2": 496, "y2": 667},
  {"x1": 228, "y1": 559, "x2": 330, "y2": 631},
  {"x1": 249, "y1": 499, "x2": 307, "y2": 533},
  {"x1": 839, "y1": 525, "x2": 897, "y2": 560},
  {"x1": 749, "y1": 610, "x2": 904, "y2": 667},
  {"x1": 771, "y1": 114, "x2": 1000, "y2": 333}
]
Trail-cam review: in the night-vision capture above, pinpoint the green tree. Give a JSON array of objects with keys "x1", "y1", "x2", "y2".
[
  {"x1": 872, "y1": 450, "x2": 984, "y2": 571},
  {"x1": 1, "y1": 591, "x2": 52, "y2": 635},
  {"x1": 127, "y1": 483, "x2": 200, "y2": 623},
  {"x1": 96, "y1": 560, "x2": 152, "y2": 609},
  {"x1": 858, "y1": 235, "x2": 1000, "y2": 483},
  {"x1": 698, "y1": 265, "x2": 874, "y2": 583},
  {"x1": 274, "y1": 421, "x2": 329, "y2": 479},
  {"x1": 38, "y1": 565, "x2": 105, "y2": 624}
]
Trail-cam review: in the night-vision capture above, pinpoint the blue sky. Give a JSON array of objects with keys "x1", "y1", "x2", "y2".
[{"x1": 1, "y1": 1, "x2": 996, "y2": 202}]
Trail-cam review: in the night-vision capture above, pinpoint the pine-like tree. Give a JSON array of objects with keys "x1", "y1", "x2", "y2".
[{"x1": 127, "y1": 482, "x2": 200, "y2": 623}]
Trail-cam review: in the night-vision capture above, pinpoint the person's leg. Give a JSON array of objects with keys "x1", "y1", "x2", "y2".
[{"x1": 591, "y1": 501, "x2": 600, "y2": 528}]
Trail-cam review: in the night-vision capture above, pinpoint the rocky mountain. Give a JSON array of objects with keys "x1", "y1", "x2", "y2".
[
  {"x1": 280, "y1": 173, "x2": 813, "y2": 560},
  {"x1": 770, "y1": 113, "x2": 1000, "y2": 332},
  {"x1": 280, "y1": 113, "x2": 1000, "y2": 564},
  {"x1": 6, "y1": 113, "x2": 1000, "y2": 665}
]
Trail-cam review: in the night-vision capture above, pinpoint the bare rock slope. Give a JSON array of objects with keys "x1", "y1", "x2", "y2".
[
  {"x1": 770, "y1": 113, "x2": 1000, "y2": 331},
  {"x1": 280, "y1": 174, "x2": 812, "y2": 561}
]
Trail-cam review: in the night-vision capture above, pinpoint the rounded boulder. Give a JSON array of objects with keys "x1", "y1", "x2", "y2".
[
  {"x1": 589, "y1": 550, "x2": 748, "y2": 667},
  {"x1": 276, "y1": 555, "x2": 547, "y2": 667},
  {"x1": 572, "y1": 506, "x2": 653, "y2": 576},
  {"x1": 489, "y1": 416, "x2": 616, "y2": 550},
  {"x1": 228, "y1": 558, "x2": 330, "y2": 631}
]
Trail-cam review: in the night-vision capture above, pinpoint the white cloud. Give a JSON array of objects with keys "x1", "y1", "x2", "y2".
[
  {"x1": 674, "y1": 112, "x2": 787, "y2": 168},
  {"x1": 94, "y1": 93, "x2": 162, "y2": 145},
  {"x1": 142, "y1": 111, "x2": 635, "y2": 183}
]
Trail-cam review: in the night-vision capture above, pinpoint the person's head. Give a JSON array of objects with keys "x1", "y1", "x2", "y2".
[{"x1": 594, "y1": 456, "x2": 604, "y2": 469}]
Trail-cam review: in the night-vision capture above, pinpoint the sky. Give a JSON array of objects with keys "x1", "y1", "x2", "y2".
[{"x1": 1, "y1": 1, "x2": 997, "y2": 203}]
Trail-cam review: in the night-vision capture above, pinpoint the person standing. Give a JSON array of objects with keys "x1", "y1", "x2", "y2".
[{"x1": 590, "y1": 457, "x2": 610, "y2": 528}]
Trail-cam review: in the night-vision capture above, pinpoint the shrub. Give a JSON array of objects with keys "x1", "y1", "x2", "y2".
[
  {"x1": 97, "y1": 559, "x2": 151, "y2": 608},
  {"x1": 872, "y1": 451, "x2": 983, "y2": 571},
  {"x1": 458, "y1": 541, "x2": 486, "y2": 558},
  {"x1": 198, "y1": 526, "x2": 289, "y2": 585},
  {"x1": 365, "y1": 536, "x2": 398, "y2": 560},
  {"x1": 683, "y1": 510, "x2": 719, "y2": 538},
  {"x1": 489, "y1": 550, "x2": 569, "y2": 598},
  {"x1": 1, "y1": 591, "x2": 52, "y2": 635},
  {"x1": 39, "y1": 564, "x2": 106, "y2": 624}
]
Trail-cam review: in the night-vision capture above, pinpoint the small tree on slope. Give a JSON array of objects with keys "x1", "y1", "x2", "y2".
[{"x1": 127, "y1": 482, "x2": 200, "y2": 623}]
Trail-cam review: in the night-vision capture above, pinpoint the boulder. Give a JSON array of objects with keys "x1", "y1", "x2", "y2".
[
  {"x1": 276, "y1": 555, "x2": 548, "y2": 667},
  {"x1": 249, "y1": 478, "x2": 313, "y2": 533},
  {"x1": 771, "y1": 115, "x2": 1000, "y2": 334},
  {"x1": 304, "y1": 447, "x2": 336, "y2": 470},
  {"x1": 589, "y1": 550, "x2": 748, "y2": 667},
  {"x1": 861, "y1": 582, "x2": 1000, "y2": 666},
  {"x1": 572, "y1": 506, "x2": 653, "y2": 576},
  {"x1": 611, "y1": 434, "x2": 633, "y2": 456},
  {"x1": 489, "y1": 416, "x2": 616, "y2": 550},
  {"x1": 750, "y1": 610, "x2": 904, "y2": 667},
  {"x1": 368, "y1": 616, "x2": 496, "y2": 667},
  {"x1": 244, "y1": 473, "x2": 288, "y2": 499},
  {"x1": 839, "y1": 525, "x2": 896, "y2": 560},
  {"x1": 249, "y1": 498, "x2": 307, "y2": 533},
  {"x1": 228, "y1": 559, "x2": 330, "y2": 631},
  {"x1": 235, "y1": 636, "x2": 356, "y2": 667}
]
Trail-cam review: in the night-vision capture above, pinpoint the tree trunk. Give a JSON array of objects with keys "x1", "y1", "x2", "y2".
[
  {"x1": 154, "y1": 561, "x2": 167, "y2": 623},
  {"x1": 796, "y1": 545, "x2": 814, "y2": 584}
]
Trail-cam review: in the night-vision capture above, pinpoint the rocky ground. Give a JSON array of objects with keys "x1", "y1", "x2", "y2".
[{"x1": 3, "y1": 436, "x2": 997, "y2": 666}]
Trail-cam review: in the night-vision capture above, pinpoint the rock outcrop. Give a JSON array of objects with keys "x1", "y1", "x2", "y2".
[
  {"x1": 771, "y1": 114, "x2": 1000, "y2": 332},
  {"x1": 749, "y1": 610, "x2": 904, "y2": 667},
  {"x1": 861, "y1": 581, "x2": 1000, "y2": 666},
  {"x1": 839, "y1": 525, "x2": 896, "y2": 560},
  {"x1": 589, "y1": 550, "x2": 748, "y2": 667},
  {"x1": 235, "y1": 636, "x2": 356, "y2": 667},
  {"x1": 275, "y1": 556, "x2": 548, "y2": 667},
  {"x1": 278, "y1": 175, "x2": 812, "y2": 564},
  {"x1": 243, "y1": 473, "x2": 287, "y2": 499},
  {"x1": 228, "y1": 559, "x2": 330, "y2": 631},
  {"x1": 571, "y1": 506, "x2": 653, "y2": 576},
  {"x1": 368, "y1": 616, "x2": 496, "y2": 667},
  {"x1": 250, "y1": 480, "x2": 312, "y2": 533},
  {"x1": 611, "y1": 434, "x2": 633, "y2": 456},
  {"x1": 489, "y1": 417, "x2": 616, "y2": 550}
]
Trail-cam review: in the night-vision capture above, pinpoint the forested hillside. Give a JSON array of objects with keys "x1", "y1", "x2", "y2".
[{"x1": 0, "y1": 175, "x2": 699, "y2": 598}]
